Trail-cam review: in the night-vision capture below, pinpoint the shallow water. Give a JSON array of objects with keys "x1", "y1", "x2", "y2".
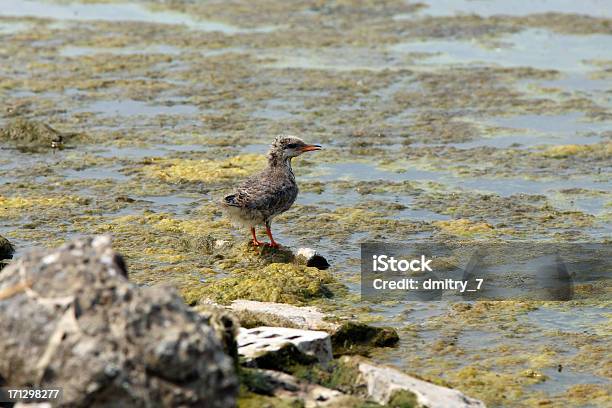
[
  {"x1": 391, "y1": 29, "x2": 612, "y2": 71},
  {"x1": 76, "y1": 99, "x2": 199, "y2": 118},
  {"x1": 60, "y1": 44, "x2": 182, "y2": 57},
  {"x1": 1, "y1": 0, "x2": 280, "y2": 33},
  {"x1": 525, "y1": 306, "x2": 610, "y2": 334},
  {"x1": 399, "y1": 0, "x2": 612, "y2": 18},
  {"x1": 0, "y1": 21, "x2": 30, "y2": 34},
  {"x1": 490, "y1": 112, "x2": 611, "y2": 134}
]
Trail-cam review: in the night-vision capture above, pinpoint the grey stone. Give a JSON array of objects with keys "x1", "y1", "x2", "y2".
[
  {"x1": 253, "y1": 369, "x2": 349, "y2": 407},
  {"x1": 0, "y1": 235, "x2": 238, "y2": 408},
  {"x1": 0, "y1": 235, "x2": 14, "y2": 268}
]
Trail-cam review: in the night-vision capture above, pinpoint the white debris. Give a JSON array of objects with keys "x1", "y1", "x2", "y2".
[
  {"x1": 214, "y1": 239, "x2": 232, "y2": 250},
  {"x1": 91, "y1": 234, "x2": 112, "y2": 249},
  {"x1": 296, "y1": 248, "x2": 317, "y2": 259},
  {"x1": 237, "y1": 326, "x2": 332, "y2": 364},
  {"x1": 357, "y1": 360, "x2": 486, "y2": 408}
]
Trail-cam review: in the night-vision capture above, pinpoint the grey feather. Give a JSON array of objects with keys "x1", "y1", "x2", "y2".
[{"x1": 220, "y1": 136, "x2": 316, "y2": 230}]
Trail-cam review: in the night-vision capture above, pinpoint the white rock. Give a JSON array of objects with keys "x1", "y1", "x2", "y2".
[
  {"x1": 357, "y1": 360, "x2": 486, "y2": 408},
  {"x1": 214, "y1": 239, "x2": 232, "y2": 250},
  {"x1": 238, "y1": 326, "x2": 332, "y2": 364},
  {"x1": 296, "y1": 248, "x2": 317, "y2": 259},
  {"x1": 230, "y1": 300, "x2": 339, "y2": 331}
]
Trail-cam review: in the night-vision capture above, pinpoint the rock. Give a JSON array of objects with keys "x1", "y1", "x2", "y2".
[
  {"x1": 195, "y1": 302, "x2": 240, "y2": 364},
  {"x1": 296, "y1": 248, "x2": 330, "y2": 270},
  {"x1": 0, "y1": 236, "x2": 238, "y2": 408},
  {"x1": 238, "y1": 326, "x2": 332, "y2": 365},
  {"x1": 0, "y1": 118, "x2": 78, "y2": 150},
  {"x1": 0, "y1": 235, "x2": 14, "y2": 259},
  {"x1": 0, "y1": 235, "x2": 14, "y2": 270},
  {"x1": 331, "y1": 321, "x2": 399, "y2": 356},
  {"x1": 230, "y1": 300, "x2": 399, "y2": 356},
  {"x1": 345, "y1": 356, "x2": 486, "y2": 408},
  {"x1": 241, "y1": 368, "x2": 353, "y2": 408},
  {"x1": 231, "y1": 299, "x2": 336, "y2": 330}
]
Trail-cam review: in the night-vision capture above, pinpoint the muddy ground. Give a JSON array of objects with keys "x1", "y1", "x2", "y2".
[{"x1": 0, "y1": 0, "x2": 610, "y2": 406}]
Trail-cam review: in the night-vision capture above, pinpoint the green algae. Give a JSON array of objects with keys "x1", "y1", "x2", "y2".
[
  {"x1": 541, "y1": 143, "x2": 612, "y2": 159},
  {"x1": 238, "y1": 367, "x2": 383, "y2": 408},
  {"x1": 290, "y1": 357, "x2": 363, "y2": 396},
  {"x1": 331, "y1": 322, "x2": 400, "y2": 357},
  {"x1": 197, "y1": 263, "x2": 339, "y2": 305},
  {"x1": 245, "y1": 343, "x2": 318, "y2": 373},
  {"x1": 0, "y1": 195, "x2": 88, "y2": 218},
  {"x1": 238, "y1": 392, "x2": 305, "y2": 408},
  {"x1": 414, "y1": 190, "x2": 597, "y2": 237},
  {"x1": 144, "y1": 154, "x2": 266, "y2": 184},
  {"x1": 387, "y1": 390, "x2": 418, "y2": 408},
  {"x1": 232, "y1": 309, "x2": 300, "y2": 330},
  {"x1": 432, "y1": 219, "x2": 496, "y2": 237},
  {"x1": 291, "y1": 355, "x2": 417, "y2": 408},
  {"x1": 277, "y1": 205, "x2": 432, "y2": 244},
  {"x1": 0, "y1": 118, "x2": 84, "y2": 150}
]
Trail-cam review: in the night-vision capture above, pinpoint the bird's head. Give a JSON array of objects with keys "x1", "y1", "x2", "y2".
[{"x1": 268, "y1": 135, "x2": 321, "y2": 165}]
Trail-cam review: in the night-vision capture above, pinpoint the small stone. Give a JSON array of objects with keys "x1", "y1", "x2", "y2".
[
  {"x1": 214, "y1": 239, "x2": 232, "y2": 250},
  {"x1": 0, "y1": 235, "x2": 14, "y2": 261},
  {"x1": 247, "y1": 368, "x2": 349, "y2": 408},
  {"x1": 296, "y1": 247, "x2": 330, "y2": 270}
]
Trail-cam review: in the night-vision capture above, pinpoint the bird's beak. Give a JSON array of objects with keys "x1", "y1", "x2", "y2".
[{"x1": 300, "y1": 144, "x2": 321, "y2": 152}]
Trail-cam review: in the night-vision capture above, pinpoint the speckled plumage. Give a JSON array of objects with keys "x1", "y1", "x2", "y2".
[{"x1": 221, "y1": 136, "x2": 321, "y2": 247}]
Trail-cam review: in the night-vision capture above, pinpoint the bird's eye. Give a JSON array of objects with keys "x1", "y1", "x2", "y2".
[{"x1": 286, "y1": 143, "x2": 299, "y2": 149}]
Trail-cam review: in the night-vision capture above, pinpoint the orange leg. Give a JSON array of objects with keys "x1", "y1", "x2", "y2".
[
  {"x1": 250, "y1": 227, "x2": 263, "y2": 246},
  {"x1": 265, "y1": 223, "x2": 280, "y2": 248}
]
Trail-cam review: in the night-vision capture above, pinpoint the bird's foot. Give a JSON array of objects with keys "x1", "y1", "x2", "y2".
[
  {"x1": 266, "y1": 241, "x2": 280, "y2": 249},
  {"x1": 251, "y1": 239, "x2": 264, "y2": 247}
]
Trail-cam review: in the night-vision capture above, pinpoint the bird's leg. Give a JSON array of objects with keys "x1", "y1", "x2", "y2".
[
  {"x1": 265, "y1": 222, "x2": 280, "y2": 248},
  {"x1": 250, "y1": 227, "x2": 263, "y2": 246}
]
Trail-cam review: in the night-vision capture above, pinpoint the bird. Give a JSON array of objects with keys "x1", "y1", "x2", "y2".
[{"x1": 220, "y1": 136, "x2": 321, "y2": 248}]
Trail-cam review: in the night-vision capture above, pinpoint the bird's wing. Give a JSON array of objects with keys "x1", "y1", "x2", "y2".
[{"x1": 223, "y1": 170, "x2": 294, "y2": 214}]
